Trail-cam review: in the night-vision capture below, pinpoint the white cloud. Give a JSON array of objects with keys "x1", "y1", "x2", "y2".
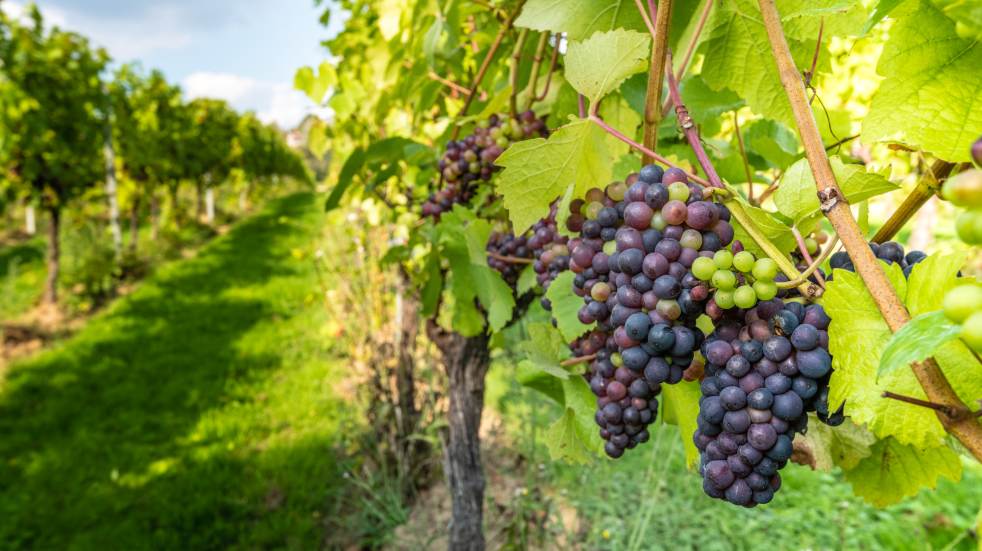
[{"x1": 183, "y1": 71, "x2": 326, "y2": 129}]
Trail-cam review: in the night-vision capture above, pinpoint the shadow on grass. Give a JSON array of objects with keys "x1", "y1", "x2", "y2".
[
  {"x1": 0, "y1": 240, "x2": 43, "y2": 276},
  {"x1": 0, "y1": 192, "x2": 350, "y2": 550}
]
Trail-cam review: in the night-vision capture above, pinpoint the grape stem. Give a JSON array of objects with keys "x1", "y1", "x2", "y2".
[
  {"x1": 525, "y1": 33, "x2": 550, "y2": 109},
  {"x1": 560, "y1": 353, "x2": 597, "y2": 367},
  {"x1": 759, "y1": 0, "x2": 982, "y2": 461},
  {"x1": 662, "y1": 51, "x2": 815, "y2": 297},
  {"x1": 881, "y1": 392, "x2": 973, "y2": 420},
  {"x1": 486, "y1": 251, "x2": 534, "y2": 265},
  {"x1": 733, "y1": 111, "x2": 754, "y2": 201},
  {"x1": 660, "y1": 0, "x2": 714, "y2": 117},
  {"x1": 791, "y1": 226, "x2": 825, "y2": 287},
  {"x1": 587, "y1": 112, "x2": 711, "y2": 187},
  {"x1": 508, "y1": 29, "x2": 529, "y2": 116},
  {"x1": 532, "y1": 34, "x2": 561, "y2": 103},
  {"x1": 427, "y1": 71, "x2": 484, "y2": 99},
  {"x1": 450, "y1": 0, "x2": 527, "y2": 140},
  {"x1": 872, "y1": 160, "x2": 955, "y2": 243},
  {"x1": 776, "y1": 235, "x2": 837, "y2": 290},
  {"x1": 634, "y1": 0, "x2": 657, "y2": 40},
  {"x1": 639, "y1": 0, "x2": 673, "y2": 162}
]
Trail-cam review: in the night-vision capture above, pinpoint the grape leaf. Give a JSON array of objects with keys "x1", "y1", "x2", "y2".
[
  {"x1": 824, "y1": 258, "x2": 982, "y2": 449},
  {"x1": 515, "y1": 0, "x2": 645, "y2": 40},
  {"x1": 546, "y1": 270, "x2": 596, "y2": 341},
  {"x1": 774, "y1": 157, "x2": 899, "y2": 235},
  {"x1": 518, "y1": 322, "x2": 573, "y2": 380},
  {"x1": 779, "y1": 0, "x2": 866, "y2": 39},
  {"x1": 599, "y1": 94, "x2": 642, "y2": 157},
  {"x1": 566, "y1": 29, "x2": 650, "y2": 108},
  {"x1": 844, "y1": 437, "x2": 962, "y2": 507},
  {"x1": 799, "y1": 418, "x2": 876, "y2": 472},
  {"x1": 931, "y1": 0, "x2": 982, "y2": 40},
  {"x1": 294, "y1": 61, "x2": 336, "y2": 104},
  {"x1": 325, "y1": 147, "x2": 365, "y2": 212},
  {"x1": 877, "y1": 311, "x2": 962, "y2": 379},
  {"x1": 496, "y1": 119, "x2": 612, "y2": 234},
  {"x1": 517, "y1": 264, "x2": 538, "y2": 295},
  {"x1": 516, "y1": 361, "x2": 565, "y2": 404},
  {"x1": 660, "y1": 381, "x2": 702, "y2": 468},
  {"x1": 744, "y1": 119, "x2": 800, "y2": 169},
  {"x1": 862, "y1": 0, "x2": 982, "y2": 163},
  {"x1": 545, "y1": 376, "x2": 604, "y2": 463},
  {"x1": 862, "y1": 0, "x2": 905, "y2": 34},
  {"x1": 725, "y1": 195, "x2": 797, "y2": 258}
]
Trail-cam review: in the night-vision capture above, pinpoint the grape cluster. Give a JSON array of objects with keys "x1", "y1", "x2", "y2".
[
  {"x1": 421, "y1": 111, "x2": 548, "y2": 219},
  {"x1": 567, "y1": 164, "x2": 749, "y2": 457},
  {"x1": 940, "y1": 141, "x2": 982, "y2": 352},
  {"x1": 695, "y1": 300, "x2": 839, "y2": 507},
  {"x1": 691, "y1": 249, "x2": 781, "y2": 312},
  {"x1": 589, "y1": 338, "x2": 661, "y2": 458},
  {"x1": 486, "y1": 231, "x2": 532, "y2": 287},
  {"x1": 527, "y1": 207, "x2": 570, "y2": 293},
  {"x1": 828, "y1": 241, "x2": 926, "y2": 279}
]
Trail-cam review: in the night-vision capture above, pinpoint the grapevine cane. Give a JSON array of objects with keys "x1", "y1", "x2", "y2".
[
  {"x1": 639, "y1": 0, "x2": 673, "y2": 161},
  {"x1": 872, "y1": 160, "x2": 955, "y2": 243},
  {"x1": 508, "y1": 29, "x2": 529, "y2": 116},
  {"x1": 524, "y1": 33, "x2": 549, "y2": 109},
  {"x1": 758, "y1": 0, "x2": 982, "y2": 460},
  {"x1": 660, "y1": 0, "x2": 714, "y2": 117}
]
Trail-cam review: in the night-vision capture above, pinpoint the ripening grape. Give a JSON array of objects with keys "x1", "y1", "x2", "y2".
[
  {"x1": 942, "y1": 169, "x2": 982, "y2": 208},
  {"x1": 961, "y1": 311, "x2": 982, "y2": 353},
  {"x1": 486, "y1": 231, "x2": 532, "y2": 286},
  {"x1": 943, "y1": 283, "x2": 982, "y2": 324}
]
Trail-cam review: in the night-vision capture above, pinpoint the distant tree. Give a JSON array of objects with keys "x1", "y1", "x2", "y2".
[
  {"x1": 185, "y1": 99, "x2": 239, "y2": 224},
  {"x1": 0, "y1": 7, "x2": 108, "y2": 305}
]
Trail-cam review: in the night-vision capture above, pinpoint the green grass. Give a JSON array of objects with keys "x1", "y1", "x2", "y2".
[
  {"x1": 487, "y1": 362, "x2": 982, "y2": 551},
  {"x1": 0, "y1": 192, "x2": 355, "y2": 550}
]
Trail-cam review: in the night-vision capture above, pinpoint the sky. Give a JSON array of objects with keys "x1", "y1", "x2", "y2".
[{"x1": 3, "y1": 1, "x2": 343, "y2": 129}]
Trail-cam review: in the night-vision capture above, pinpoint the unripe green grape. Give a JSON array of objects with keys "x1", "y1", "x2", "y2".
[
  {"x1": 692, "y1": 256, "x2": 717, "y2": 281},
  {"x1": 941, "y1": 169, "x2": 982, "y2": 207},
  {"x1": 680, "y1": 229, "x2": 703, "y2": 250},
  {"x1": 490, "y1": 126, "x2": 503, "y2": 139},
  {"x1": 510, "y1": 119, "x2": 523, "y2": 137},
  {"x1": 610, "y1": 352, "x2": 623, "y2": 367},
  {"x1": 496, "y1": 137, "x2": 510, "y2": 148},
  {"x1": 712, "y1": 269, "x2": 737, "y2": 291},
  {"x1": 713, "y1": 250, "x2": 734, "y2": 270},
  {"x1": 805, "y1": 238, "x2": 819, "y2": 255},
  {"x1": 607, "y1": 181, "x2": 627, "y2": 201},
  {"x1": 469, "y1": 162, "x2": 480, "y2": 174},
  {"x1": 752, "y1": 258, "x2": 779, "y2": 281},
  {"x1": 961, "y1": 311, "x2": 982, "y2": 353},
  {"x1": 943, "y1": 283, "x2": 982, "y2": 324},
  {"x1": 668, "y1": 181, "x2": 690, "y2": 202},
  {"x1": 603, "y1": 240, "x2": 617, "y2": 255},
  {"x1": 753, "y1": 279, "x2": 778, "y2": 301},
  {"x1": 714, "y1": 289, "x2": 735, "y2": 309},
  {"x1": 585, "y1": 201, "x2": 604, "y2": 220},
  {"x1": 733, "y1": 251, "x2": 756, "y2": 273},
  {"x1": 955, "y1": 209, "x2": 982, "y2": 244},
  {"x1": 733, "y1": 285, "x2": 758, "y2": 309},
  {"x1": 656, "y1": 299, "x2": 681, "y2": 320},
  {"x1": 651, "y1": 212, "x2": 668, "y2": 231}
]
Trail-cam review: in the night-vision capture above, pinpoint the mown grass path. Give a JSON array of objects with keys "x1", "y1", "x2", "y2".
[{"x1": 0, "y1": 192, "x2": 348, "y2": 550}]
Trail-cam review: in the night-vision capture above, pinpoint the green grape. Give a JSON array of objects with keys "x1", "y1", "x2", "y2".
[
  {"x1": 955, "y1": 209, "x2": 982, "y2": 245},
  {"x1": 668, "y1": 181, "x2": 690, "y2": 202},
  {"x1": 610, "y1": 352, "x2": 623, "y2": 367},
  {"x1": 733, "y1": 251, "x2": 756, "y2": 273},
  {"x1": 961, "y1": 311, "x2": 982, "y2": 353},
  {"x1": 734, "y1": 285, "x2": 758, "y2": 309},
  {"x1": 713, "y1": 250, "x2": 734, "y2": 270},
  {"x1": 496, "y1": 136, "x2": 510, "y2": 148},
  {"x1": 712, "y1": 269, "x2": 737, "y2": 291},
  {"x1": 656, "y1": 299, "x2": 681, "y2": 320},
  {"x1": 603, "y1": 240, "x2": 617, "y2": 255},
  {"x1": 651, "y1": 212, "x2": 668, "y2": 231},
  {"x1": 714, "y1": 289, "x2": 735, "y2": 309},
  {"x1": 752, "y1": 258, "x2": 779, "y2": 280},
  {"x1": 607, "y1": 181, "x2": 627, "y2": 201},
  {"x1": 753, "y1": 279, "x2": 778, "y2": 301},
  {"x1": 943, "y1": 283, "x2": 982, "y2": 324},
  {"x1": 692, "y1": 256, "x2": 717, "y2": 280},
  {"x1": 941, "y1": 169, "x2": 982, "y2": 207},
  {"x1": 680, "y1": 229, "x2": 703, "y2": 250},
  {"x1": 490, "y1": 126, "x2": 503, "y2": 139},
  {"x1": 805, "y1": 238, "x2": 819, "y2": 255},
  {"x1": 585, "y1": 201, "x2": 604, "y2": 220}
]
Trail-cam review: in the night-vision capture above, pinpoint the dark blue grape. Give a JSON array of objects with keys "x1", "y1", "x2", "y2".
[
  {"x1": 763, "y1": 336, "x2": 793, "y2": 362},
  {"x1": 723, "y1": 410, "x2": 752, "y2": 433},
  {"x1": 625, "y1": 312, "x2": 652, "y2": 341},
  {"x1": 725, "y1": 355, "x2": 752, "y2": 378},
  {"x1": 720, "y1": 387, "x2": 748, "y2": 411},
  {"x1": 622, "y1": 346, "x2": 650, "y2": 371},
  {"x1": 792, "y1": 376, "x2": 818, "y2": 400},
  {"x1": 767, "y1": 435, "x2": 793, "y2": 462},
  {"x1": 644, "y1": 357, "x2": 671, "y2": 384},
  {"x1": 639, "y1": 164, "x2": 665, "y2": 183},
  {"x1": 797, "y1": 347, "x2": 832, "y2": 378},
  {"x1": 747, "y1": 388, "x2": 773, "y2": 409},
  {"x1": 772, "y1": 392, "x2": 804, "y2": 421},
  {"x1": 765, "y1": 373, "x2": 792, "y2": 394}
]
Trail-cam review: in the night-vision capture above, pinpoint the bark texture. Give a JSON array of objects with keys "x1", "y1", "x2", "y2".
[{"x1": 42, "y1": 206, "x2": 60, "y2": 305}]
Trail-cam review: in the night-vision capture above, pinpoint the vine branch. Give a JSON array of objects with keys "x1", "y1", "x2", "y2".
[
  {"x1": 525, "y1": 33, "x2": 549, "y2": 109},
  {"x1": 758, "y1": 0, "x2": 982, "y2": 461},
  {"x1": 733, "y1": 111, "x2": 754, "y2": 201},
  {"x1": 640, "y1": 0, "x2": 673, "y2": 162},
  {"x1": 872, "y1": 160, "x2": 955, "y2": 243},
  {"x1": 509, "y1": 29, "x2": 529, "y2": 116},
  {"x1": 561, "y1": 353, "x2": 597, "y2": 367},
  {"x1": 660, "y1": 0, "x2": 713, "y2": 117},
  {"x1": 487, "y1": 251, "x2": 533, "y2": 265}
]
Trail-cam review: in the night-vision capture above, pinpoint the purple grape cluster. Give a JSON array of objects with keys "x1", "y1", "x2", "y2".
[
  {"x1": 828, "y1": 241, "x2": 926, "y2": 279},
  {"x1": 486, "y1": 231, "x2": 533, "y2": 287},
  {"x1": 421, "y1": 111, "x2": 548, "y2": 219},
  {"x1": 694, "y1": 299, "x2": 840, "y2": 507},
  {"x1": 528, "y1": 206, "x2": 570, "y2": 294},
  {"x1": 567, "y1": 163, "x2": 745, "y2": 457},
  {"x1": 589, "y1": 337, "x2": 661, "y2": 458}
]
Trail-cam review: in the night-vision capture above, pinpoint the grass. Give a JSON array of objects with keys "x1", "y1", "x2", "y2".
[
  {"x1": 0, "y1": 192, "x2": 356, "y2": 550},
  {"x1": 486, "y1": 362, "x2": 982, "y2": 551}
]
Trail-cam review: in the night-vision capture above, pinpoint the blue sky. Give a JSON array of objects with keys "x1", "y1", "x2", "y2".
[{"x1": 5, "y1": 1, "x2": 342, "y2": 128}]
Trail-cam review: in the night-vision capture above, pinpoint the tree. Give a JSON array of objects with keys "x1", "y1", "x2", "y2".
[
  {"x1": 0, "y1": 7, "x2": 108, "y2": 305},
  {"x1": 108, "y1": 64, "x2": 183, "y2": 249},
  {"x1": 233, "y1": 113, "x2": 310, "y2": 209},
  {"x1": 185, "y1": 98, "x2": 238, "y2": 224}
]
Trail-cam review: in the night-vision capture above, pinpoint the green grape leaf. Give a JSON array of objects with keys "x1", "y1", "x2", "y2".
[
  {"x1": 496, "y1": 119, "x2": 612, "y2": 233},
  {"x1": 546, "y1": 270, "x2": 596, "y2": 341},
  {"x1": 515, "y1": 0, "x2": 645, "y2": 40},
  {"x1": 774, "y1": 157, "x2": 899, "y2": 235},
  {"x1": 862, "y1": 0, "x2": 982, "y2": 162},
  {"x1": 599, "y1": 94, "x2": 642, "y2": 156},
  {"x1": 858, "y1": 200, "x2": 870, "y2": 237},
  {"x1": 780, "y1": 0, "x2": 867, "y2": 39},
  {"x1": 294, "y1": 61, "x2": 337, "y2": 104},
  {"x1": 878, "y1": 311, "x2": 962, "y2": 379},
  {"x1": 862, "y1": 0, "x2": 905, "y2": 34},
  {"x1": 726, "y1": 195, "x2": 798, "y2": 258},
  {"x1": 325, "y1": 147, "x2": 366, "y2": 212},
  {"x1": 419, "y1": 249, "x2": 444, "y2": 318},
  {"x1": 905, "y1": 251, "x2": 969, "y2": 316},
  {"x1": 824, "y1": 259, "x2": 982, "y2": 449},
  {"x1": 660, "y1": 381, "x2": 702, "y2": 468},
  {"x1": 931, "y1": 0, "x2": 982, "y2": 40},
  {"x1": 517, "y1": 264, "x2": 538, "y2": 295},
  {"x1": 545, "y1": 376, "x2": 604, "y2": 463},
  {"x1": 799, "y1": 418, "x2": 876, "y2": 472},
  {"x1": 844, "y1": 437, "x2": 962, "y2": 507},
  {"x1": 677, "y1": 76, "x2": 745, "y2": 126},
  {"x1": 744, "y1": 119, "x2": 800, "y2": 169},
  {"x1": 518, "y1": 323, "x2": 573, "y2": 380},
  {"x1": 565, "y1": 29, "x2": 650, "y2": 108},
  {"x1": 516, "y1": 361, "x2": 565, "y2": 404}
]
